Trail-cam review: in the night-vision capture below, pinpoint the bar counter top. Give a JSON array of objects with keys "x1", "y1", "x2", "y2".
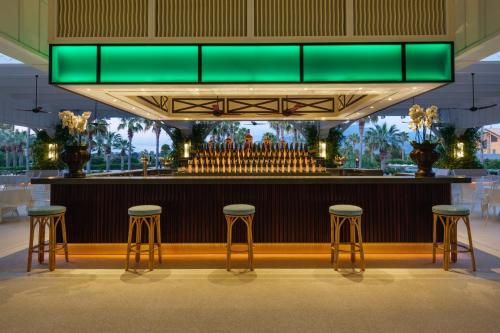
[{"x1": 32, "y1": 175, "x2": 471, "y2": 185}]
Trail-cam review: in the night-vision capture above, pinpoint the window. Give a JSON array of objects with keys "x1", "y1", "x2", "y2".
[{"x1": 492, "y1": 136, "x2": 498, "y2": 142}]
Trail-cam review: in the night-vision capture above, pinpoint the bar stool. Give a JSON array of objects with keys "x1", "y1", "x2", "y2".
[
  {"x1": 224, "y1": 204, "x2": 255, "y2": 271},
  {"x1": 27, "y1": 205, "x2": 68, "y2": 272},
  {"x1": 432, "y1": 205, "x2": 476, "y2": 271},
  {"x1": 329, "y1": 204, "x2": 365, "y2": 271},
  {"x1": 126, "y1": 205, "x2": 162, "y2": 271}
]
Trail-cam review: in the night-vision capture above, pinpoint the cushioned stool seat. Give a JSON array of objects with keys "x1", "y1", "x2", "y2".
[
  {"x1": 28, "y1": 205, "x2": 66, "y2": 216},
  {"x1": 329, "y1": 204, "x2": 362, "y2": 216},
  {"x1": 432, "y1": 205, "x2": 469, "y2": 216},
  {"x1": 223, "y1": 204, "x2": 255, "y2": 216},
  {"x1": 128, "y1": 205, "x2": 162, "y2": 216}
]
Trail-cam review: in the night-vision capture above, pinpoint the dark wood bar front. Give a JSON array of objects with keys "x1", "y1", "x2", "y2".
[{"x1": 33, "y1": 176, "x2": 470, "y2": 244}]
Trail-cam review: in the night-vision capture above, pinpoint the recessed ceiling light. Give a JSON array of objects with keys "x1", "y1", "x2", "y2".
[
  {"x1": 132, "y1": 107, "x2": 136, "y2": 110},
  {"x1": 370, "y1": 106, "x2": 374, "y2": 109},
  {"x1": 303, "y1": 88, "x2": 309, "y2": 91},
  {"x1": 86, "y1": 88, "x2": 91, "y2": 91},
  {"x1": 194, "y1": 88, "x2": 199, "y2": 92},
  {"x1": 412, "y1": 87, "x2": 417, "y2": 90},
  {"x1": 388, "y1": 98, "x2": 393, "y2": 101},
  {"x1": 112, "y1": 99, "x2": 117, "y2": 102}
]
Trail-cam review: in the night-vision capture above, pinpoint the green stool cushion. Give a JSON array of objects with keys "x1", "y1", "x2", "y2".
[
  {"x1": 329, "y1": 204, "x2": 363, "y2": 216},
  {"x1": 432, "y1": 205, "x2": 469, "y2": 216},
  {"x1": 28, "y1": 205, "x2": 66, "y2": 216},
  {"x1": 128, "y1": 205, "x2": 162, "y2": 216},
  {"x1": 223, "y1": 204, "x2": 255, "y2": 216}
]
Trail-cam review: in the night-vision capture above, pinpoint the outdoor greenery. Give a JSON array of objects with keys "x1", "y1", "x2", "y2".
[
  {"x1": 435, "y1": 126, "x2": 483, "y2": 169},
  {"x1": 340, "y1": 121, "x2": 410, "y2": 171},
  {"x1": 1, "y1": 117, "x2": 492, "y2": 174}
]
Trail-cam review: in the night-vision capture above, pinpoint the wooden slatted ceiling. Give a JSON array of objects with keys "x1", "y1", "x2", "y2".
[
  {"x1": 353, "y1": 0, "x2": 447, "y2": 36},
  {"x1": 57, "y1": 0, "x2": 148, "y2": 37},
  {"x1": 254, "y1": 0, "x2": 346, "y2": 37},
  {"x1": 156, "y1": 0, "x2": 247, "y2": 37}
]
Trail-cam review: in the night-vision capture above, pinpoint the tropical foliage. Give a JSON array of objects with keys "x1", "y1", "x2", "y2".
[{"x1": 435, "y1": 126, "x2": 483, "y2": 169}]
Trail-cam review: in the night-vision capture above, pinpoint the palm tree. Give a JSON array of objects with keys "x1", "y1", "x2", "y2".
[
  {"x1": 117, "y1": 118, "x2": 144, "y2": 170},
  {"x1": 144, "y1": 120, "x2": 163, "y2": 169},
  {"x1": 269, "y1": 121, "x2": 282, "y2": 141},
  {"x1": 86, "y1": 118, "x2": 108, "y2": 172},
  {"x1": 358, "y1": 116, "x2": 378, "y2": 168},
  {"x1": 364, "y1": 123, "x2": 401, "y2": 170},
  {"x1": 261, "y1": 132, "x2": 278, "y2": 144},
  {"x1": 104, "y1": 132, "x2": 121, "y2": 172},
  {"x1": 114, "y1": 138, "x2": 131, "y2": 171},
  {"x1": 398, "y1": 131, "x2": 410, "y2": 160}
]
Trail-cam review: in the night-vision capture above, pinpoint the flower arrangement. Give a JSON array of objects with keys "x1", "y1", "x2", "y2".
[
  {"x1": 59, "y1": 110, "x2": 91, "y2": 145},
  {"x1": 408, "y1": 104, "x2": 439, "y2": 143}
]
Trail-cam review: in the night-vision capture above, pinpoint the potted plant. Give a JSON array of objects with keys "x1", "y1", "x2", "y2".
[
  {"x1": 59, "y1": 110, "x2": 92, "y2": 178},
  {"x1": 408, "y1": 104, "x2": 440, "y2": 177}
]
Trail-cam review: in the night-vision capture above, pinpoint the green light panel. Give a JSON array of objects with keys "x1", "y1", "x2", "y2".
[
  {"x1": 51, "y1": 45, "x2": 97, "y2": 83},
  {"x1": 303, "y1": 44, "x2": 403, "y2": 82},
  {"x1": 201, "y1": 45, "x2": 300, "y2": 83},
  {"x1": 405, "y1": 43, "x2": 452, "y2": 81},
  {"x1": 100, "y1": 45, "x2": 199, "y2": 83}
]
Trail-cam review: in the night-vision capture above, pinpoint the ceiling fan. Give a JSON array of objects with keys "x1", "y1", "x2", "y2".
[
  {"x1": 445, "y1": 73, "x2": 497, "y2": 112},
  {"x1": 18, "y1": 75, "x2": 51, "y2": 114}
]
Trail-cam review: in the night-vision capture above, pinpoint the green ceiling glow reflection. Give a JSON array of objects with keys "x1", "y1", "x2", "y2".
[
  {"x1": 303, "y1": 44, "x2": 403, "y2": 82},
  {"x1": 405, "y1": 43, "x2": 452, "y2": 81},
  {"x1": 51, "y1": 45, "x2": 97, "y2": 83},
  {"x1": 201, "y1": 45, "x2": 300, "y2": 83},
  {"x1": 100, "y1": 46, "x2": 199, "y2": 83}
]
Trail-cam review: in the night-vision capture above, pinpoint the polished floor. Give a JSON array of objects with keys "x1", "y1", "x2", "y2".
[{"x1": 0, "y1": 209, "x2": 499, "y2": 332}]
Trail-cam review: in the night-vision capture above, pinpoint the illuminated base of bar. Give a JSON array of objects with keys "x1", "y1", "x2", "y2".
[{"x1": 66, "y1": 243, "x2": 433, "y2": 255}]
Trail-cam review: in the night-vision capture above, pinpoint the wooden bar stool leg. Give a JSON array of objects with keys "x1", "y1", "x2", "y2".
[
  {"x1": 350, "y1": 218, "x2": 356, "y2": 264},
  {"x1": 356, "y1": 218, "x2": 365, "y2": 271},
  {"x1": 226, "y1": 216, "x2": 233, "y2": 271},
  {"x1": 464, "y1": 216, "x2": 477, "y2": 272},
  {"x1": 27, "y1": 217, "x2": 35, "y2": 272},
  {"x1": 432, "y1": 213, "x2": 437, "y2": 263},
  {"x1": 49, "y1": 217, "x2": 56, "y2": 271},
  {"x1": 330, "y1": 214, "x2": 334, "y2": 265},
  {"x1": 155, "y1": 215, "x2": 162, "y2": 264},
  {"x1": 334, "y1": 217, "x2": 341, "y2": 271},
  {"x1": 135, "y1": 218, "x2": 142, "y2": 263},
  {"x1": 60, "y1": 214, "x2": 69, "y2": 262},
  {"x1": 443, "y1": 219, "x2": 450, "y2": 271},
  {"x1": 247, "y1": 216, "x2": 254, "y2": 271},
  {"x1": 148, "y1": 220, "x2": 154, "y2": 271},
  {"x1": 125, "y1": 217, "x2": 134, "y2": 271},
  {"x1": 38, "y1": 218, "x2": 45, "y2": 264},
  {"x1": 451, "y1": 219, "x2": 458, "y2": 263}
]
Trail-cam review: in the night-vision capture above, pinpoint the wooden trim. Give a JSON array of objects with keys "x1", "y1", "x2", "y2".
[{"x1": 66, "y1": 242, "x2": 434, "y2": 255}]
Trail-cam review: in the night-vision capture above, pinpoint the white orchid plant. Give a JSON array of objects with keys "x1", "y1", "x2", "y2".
[
  {"x1": 408, "y1": 104, "x2": 439, "y2": 144},
  {"x1": 59, "y1": 110, "x2": 92, "y2": 145}
]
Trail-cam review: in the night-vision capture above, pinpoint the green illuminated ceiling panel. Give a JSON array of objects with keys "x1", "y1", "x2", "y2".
[
  {"x1": 51, "y1": 45, "x2": 97, "y2": 83},
  {"x1": 303, "y1": 44, "x2": 403, "y2": 82},
  {"x1": 100, "y1": 45, "x2": 199, "y2": 83},
  {"x1": 405, "y1": 43, "x2": 452, "y2": 81},
  {"x1": 49, "y1": 43, "x2": 453, "y2": 84},
  {"x1": 201, "y1": 45, "x2": 300, "y2": 83}
]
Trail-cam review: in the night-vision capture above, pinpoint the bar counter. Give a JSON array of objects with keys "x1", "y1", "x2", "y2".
[{"x1": 32, "y1": 175, "x2": 470, "y2": 244}]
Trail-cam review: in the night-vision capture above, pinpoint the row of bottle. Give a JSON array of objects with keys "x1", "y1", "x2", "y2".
[{"x1": 185, "y1": 156, "x2": 325, "y2": 174}]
